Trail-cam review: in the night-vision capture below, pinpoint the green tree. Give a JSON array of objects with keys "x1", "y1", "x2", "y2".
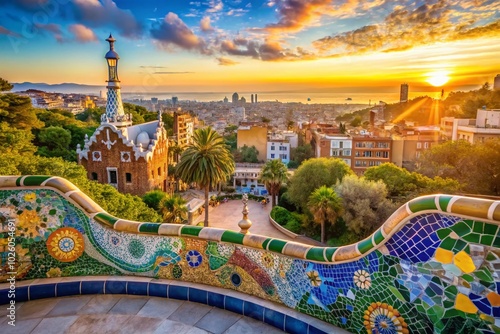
[
  {"x1": 37, "y1": 126, "x2": 75, "y2": 160},
  {"x1": 287, "y1": 158, "x2": 353, "y2": 212},
  {"x1": 335, "y1": 175, "x2": 396, "y2": 238},
  {"x1": 160, "y1": 194, "x2": 187, "y2": 224},
  {"x1": 0, "y1": 77, "x2": 13, "y2": 91},
  {"x1": 142, "y1": 190, "x2": 167, "y2": 211},
  {"x1": 0, "y1": 122, "x2": 37, "y2": 155},
  {"x1": 290, "y1": 144, "x2": 314, "y2": 166},
  {"x1": 308, "y1": 186, "x2": 342, "y2": 244},
  {"x1": 176, "y1": 127, "x2": 235, "y2": 227},
  {"x1": 364, "y1": 163, "x2": 418, "y2": 197},
  {"x1": 259, "y1": 159, "x2": 289, "y2": 207},
  {"x1": 236, "y1": 145, "x2": 259, "y2": 163},
  {"x1": 416, "y1": 140, "x2": 499, "y2": 194},
  {"x1": 0, "y1": 93, "x2": 44, "y2": 130}
]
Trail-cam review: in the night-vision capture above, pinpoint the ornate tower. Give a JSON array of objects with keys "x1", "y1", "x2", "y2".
[{"x1": 102, "y1": 34, "x2": 132, "y2": 127}]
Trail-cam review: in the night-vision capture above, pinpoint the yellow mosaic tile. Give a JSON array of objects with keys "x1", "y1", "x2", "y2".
[
  {"x1": 453, "y1": 251, "x2": 476, "y2": 274},
  {"x1": 455, "y1": 293, "x2": 478, "y2": 314},
  {"x1": 435, "y1": 248, "x2": 454, "y2": 264}
]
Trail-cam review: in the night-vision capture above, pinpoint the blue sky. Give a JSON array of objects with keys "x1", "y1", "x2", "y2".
[{"x1": 1, "y1": 0, "x2": 499, "y2": 92}]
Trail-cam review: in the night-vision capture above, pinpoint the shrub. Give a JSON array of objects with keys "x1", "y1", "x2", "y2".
[{"x1": 270, "y1": 206, "x2": 292, "y2": 226}]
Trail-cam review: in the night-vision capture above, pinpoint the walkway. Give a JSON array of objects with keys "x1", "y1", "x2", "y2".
[{"x1": 0, "y1": 295, "x2": 285, "y2": 334}]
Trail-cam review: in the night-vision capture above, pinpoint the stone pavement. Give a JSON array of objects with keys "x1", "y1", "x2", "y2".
[
  {"x1": 0, "y1": 295, "x2": 286, "y2": 334},
  {"x1": 193, "y1": 199, "x2": 320, "y2": 245}
]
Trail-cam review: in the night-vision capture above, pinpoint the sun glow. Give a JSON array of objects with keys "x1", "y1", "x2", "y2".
[{"x1": 426, "y1": 70, "x2": 450, "y2": 87}]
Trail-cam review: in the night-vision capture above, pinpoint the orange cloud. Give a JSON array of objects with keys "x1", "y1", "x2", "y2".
[
  {"x1": 69, "y1": 24, "x2": 97, "y2": 42},
  {"x1": 313, "y1": 1, "x2": 500, "y2": 56}
]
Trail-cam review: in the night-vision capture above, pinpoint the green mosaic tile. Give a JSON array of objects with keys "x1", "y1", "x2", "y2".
[
  {"x1": 267, "y1": 239, "x2": 287, "y2": 253},
  {"x1": 451, "y1": 221, "x2": 471, "y2": 237},
  {"x1": 409, "y1": 196, "x2": 438, "y2": 212},
  {"x1": 306, "y1": 247, "x2": 326, "y2": 261},
  {"x1": 484, "y1": 223, "x2": 498, "y2": 236},
  {"x1": 437, "y1": 228, "x2": 452, "y2": 240},
  {"x1": 373, "y1": 229, "x2": 384, "y2": 245},
  {"x1": 475, "y1": 268, "x2": 494, "y2": 283},
  {"x1": 440, "y1": 237, "x2": 456, "y2": 251},
  {"x1": 473, "y1": 221, "x2": 485, "y2": 234},
  {"x1": 325, "y1": 247, "x2": 336, "y2": 261},
  {"x1": 452, "y1": 239, "x2": 467, "y2": 252},
  {"x1": 220, "y1": 230, "x2": 244, "y2": 244},
  {"x1": 493, "y1": 236, "x2": 500, "y2": 248},
  {"x1": 138, "y1": 223, "x2": 160, "y2": 234},
  {"x1": 180, "y1": 225, "x2": 202, "y2": 237},
  {"x1": 438, "y1": 195, "x2": 453, "y2": 212},
  {"x1": 462, "y1": 233, "x2": 480, "y2": 244},
  {"x1": 444, "y1": 285, "x2": 458, "y2": 299},
  {"x1": 461, "y1": 274, "x2": 474, "y2": 283},
  {"x1": 357, "y1": 237, "x2": 374, "y2": 254},
  {"x1": 481, "y1": 235, "x2": 494, "y2": 246},
  {"x1": 23, "y1": 175, "x2": 52, "y2": 186}
]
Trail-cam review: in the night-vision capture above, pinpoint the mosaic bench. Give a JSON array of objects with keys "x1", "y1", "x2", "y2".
[{"x1": 1, "y1": 175, "x2": 500, "y2": 333}]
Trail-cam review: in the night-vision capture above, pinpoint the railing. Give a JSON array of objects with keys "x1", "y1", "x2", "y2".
[{"x1": 2, "y1": 175, "x2": 500, "y2": 333}]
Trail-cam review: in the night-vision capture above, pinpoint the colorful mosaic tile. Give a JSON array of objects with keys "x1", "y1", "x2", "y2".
[{"x1": 2, "y1": 176, "x2": 500, "y2": 333}]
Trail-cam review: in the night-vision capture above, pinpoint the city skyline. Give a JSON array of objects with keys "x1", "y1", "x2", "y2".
[{"x1": 1, "y1": 0, "x2": 499, "y2": 93}]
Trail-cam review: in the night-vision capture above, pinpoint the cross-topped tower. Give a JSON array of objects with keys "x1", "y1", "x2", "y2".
[{"x1": 102, "y1": 34, "x2": 131, "y2": 127}]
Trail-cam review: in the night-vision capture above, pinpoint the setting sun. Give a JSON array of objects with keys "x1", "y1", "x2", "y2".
[{"x1": 426, "y1": 71, "x2": 450, "y2": 87}]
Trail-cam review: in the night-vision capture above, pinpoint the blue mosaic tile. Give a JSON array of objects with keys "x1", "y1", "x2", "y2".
[
  {"x1": 105, "y1": 280, "x2": 126, "y2": 294},
  {"x1": 127, "y1": 281, "x2": 148, "y2": 296},
  {"x1": 264, "y1": 308, "x2": 285, "y2": 331},
  {"x1": 148, "y1": 282, "x2": 167, "y2": 298},
  {"x1": 243, "y1": 301, "x2": 264, "y2": 321},
  {"x1": 188, "y1": 287, "x2": 207, "y2": 304},
  {"x1": 169, "y1": 285, "x2": 188, "y2": 301},
  {"x1": 56, "y1": 281, "x2": 80, "y2": 297},
  {"x1": 81, "y1": 281, "x2": 104, "y2": 295},
  {"x1": 225, "y1": 295, "x2": 244, "y2": 314},
  {"x1": 207, "y1": 292, "x2": 225, "y2": 309},
  {"x1": 29, "y1": 283, "x2": 56, "y2": 300},
  {"x1": 284, "y1": 315, "x2": 309, "y2": 334}
]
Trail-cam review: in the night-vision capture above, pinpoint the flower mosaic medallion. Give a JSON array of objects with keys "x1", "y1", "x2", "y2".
[
  {"x1": 128, "y1": 239, "x2": 145, "y2": 259},
  {"x1": 363, "y1": 302, "x2": 409, "y2": 334},
  {"x1": 306, "y1": 270, "x2": 322, "y2": 287},
  {"x1": 46, "y1": 227, "x2": 85, "y2": 262},
  {"x1": 186, "y1": 250, "x2": 203, "y2": 267},
  {"x1": 353, "y1": 269, "x2": 371, "y2": 289}
]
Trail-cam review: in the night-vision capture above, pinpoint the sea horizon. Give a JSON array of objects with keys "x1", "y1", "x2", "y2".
[{"x1": 121, "y1": 90, "x2": 446, "y2": 105}]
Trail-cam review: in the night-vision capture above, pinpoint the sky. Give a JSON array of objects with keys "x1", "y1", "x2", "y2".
[{"x1": 0, "y1": 0, "x2": 499, "y2": 93}]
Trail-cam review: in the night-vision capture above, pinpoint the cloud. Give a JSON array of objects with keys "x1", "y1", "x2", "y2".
[
  {"x1": 220, "y1": 37, "x2": 315, "y2": 61},
  {"x1": 34, "y1": 23, "x2": 63, "y2": 42},
  {"x1": 264, "y1": 0, "x2": 334, "y2": 33},
  {"x1": 72, "y1": 0, "x2": 143, "y2": 38},
  {"x1": 69, "y1": 24, "x2": 98, "y2": 42},
  {"x1": 206, "y1": 0, "x2": 223, "y2": 13},
  {"x1": 226, "y1": 8, "x2": 249, "y2": 17},
  {"x1": 313, "y1": 1, "x2": 500, "y2": 56},
  {"x1": 200, "y1": 16, "x2": 214, "y2": 32},
  {"x1": 0, "y1": 25, "x2": 20, "y2": 37},
  {"x1": 151, "y1": 12, "x2": 209, "y2": 53},
  {"x1": 217, "y1": 57, "x2": 239, "y2": 65}
]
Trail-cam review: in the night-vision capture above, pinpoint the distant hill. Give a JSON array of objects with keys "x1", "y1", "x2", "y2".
[{"x1": 13, "y1": 82, "x2": 105, "y2": 95}]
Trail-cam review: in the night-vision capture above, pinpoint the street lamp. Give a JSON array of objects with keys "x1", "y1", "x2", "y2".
[{"x1": 105, "y1": 34, "x2": 119, "y2": 83}]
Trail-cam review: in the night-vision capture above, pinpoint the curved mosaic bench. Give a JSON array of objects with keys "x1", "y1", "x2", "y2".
[{"x1": 2, "y1": 175, "x2": 500, "y2": 333}]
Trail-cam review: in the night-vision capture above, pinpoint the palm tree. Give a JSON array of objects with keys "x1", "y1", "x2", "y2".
[
  {"x1": 308, "y1": 186, "x2": 343, "y2": 244},
  {"x1": 160, "y1": 194, "x2": 188, "y2": 224},
  {"x1": 259, "y1": 159, "x2": 288, "y2": 207},
  {"x1": 175, "y1": 127, "x2": 235, "y2": 227}
]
